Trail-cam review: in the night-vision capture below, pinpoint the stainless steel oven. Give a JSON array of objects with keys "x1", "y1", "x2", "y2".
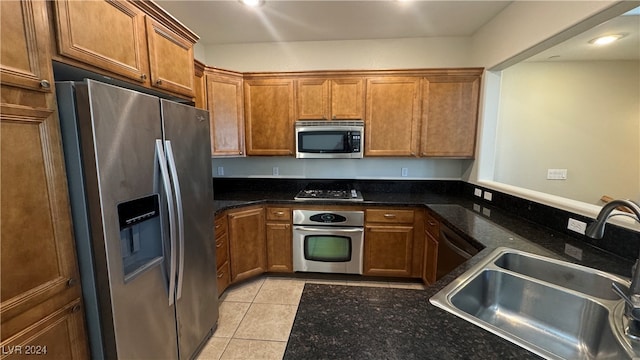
[{"x1": 292, "y1": 209, "x2": 364, "y2": 274}]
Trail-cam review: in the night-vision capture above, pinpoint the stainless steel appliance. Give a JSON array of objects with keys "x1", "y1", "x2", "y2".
[
  {"x1": 56, "y1": 80, "x2": 218, "y2": 359},
  {"x1": 292, "y1": 210, "x2": 364, "y2": 274},
  {"x1": 436, "y1": 225, "x2": 479, "y2": 280},
  {"x1": 295, "y1": 120, "x2": 364, "y2": 158},
  {"x1": 294, "y1": 182, "x2": 363, "y2": 201}
]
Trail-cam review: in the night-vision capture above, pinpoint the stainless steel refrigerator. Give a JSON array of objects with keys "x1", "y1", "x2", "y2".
[{"x1": 56, "y1": 79, "x2": 218, "y2": 359}]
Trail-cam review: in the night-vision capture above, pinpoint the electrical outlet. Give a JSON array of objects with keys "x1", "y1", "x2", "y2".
[
  {"x1": 217, "y1": 166, "x2": 224, "y2": 176},
  {"x1": 567, "y1": 218, "x2": 587, "y2": 235},
  {"x1": 474, "y1": 188, "x2": 482, "y2": 197},
  {"x1": 272, "y1": 167, "x2": 279, "y2": 176},
  {"x1": 401, "y1": 167, "x2": 408, "y2": 177},
  {"x1": 483, "y1": 191, "x2": 493, "y2": 201},
  {"x1": 564, "y1": 243, "x2": 583, "y2": 260},
  {"x1": 547, "y1": 168, "x2": 568, "y2": 180}
]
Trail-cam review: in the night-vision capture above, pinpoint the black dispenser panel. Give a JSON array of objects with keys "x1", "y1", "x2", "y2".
[{"x1": 117, "y1": 195, "x2": 159, "y2": 230}]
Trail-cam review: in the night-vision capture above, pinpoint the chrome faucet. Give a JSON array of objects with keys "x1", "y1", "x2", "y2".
[{"x1": 586, "y1": 199, "x2": 640, "y2": 339}]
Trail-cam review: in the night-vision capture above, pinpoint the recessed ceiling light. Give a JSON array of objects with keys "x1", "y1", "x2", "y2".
[
  {"x1": 240, "y1": 0, "x2": 264, "y2": 7},
  {"x1": 588, "y1": 34, "x2": 624, "y2": 46}
]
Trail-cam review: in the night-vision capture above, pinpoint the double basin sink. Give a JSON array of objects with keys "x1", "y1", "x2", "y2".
[{"x1": 430, "y1": 247, "x2": 638, "y2": 359}]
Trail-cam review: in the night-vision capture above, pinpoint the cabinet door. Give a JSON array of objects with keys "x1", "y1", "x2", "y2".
[
  {"x1": 421, "y1": 75, "x2": 480, "y2": 157},
  {"x1": 145, "y1": 17, "x2": 195, "y2": 97},
  {"x1": 228, "y1": 208, "x2": 267, "y2": 283},
  {"x1": 244, "y1": 79, "x2": 295, "y2": 156},
  {"x1": 363, "y1": 225, "x2": 414, "y2": 277},
  {"x1": 53, "y1": 0, "x2": 148, "y2": 83},
  {"x1": 1, "y1": 104, "x2": 88, "y2": 357},
  {"x1": 423, "y1": 231, "x2": 438, "y2": 285},
  {"x1": 365, "y1": 77, "x2": 421, "y2": 156},
  {"x1": 266, "y1": 223, "x2": 293, "y2": 272},
  {"x1": 0, "y1": 0, "x2": 53, "y2": 92},
  {"x1": 331, "y1": 78, "x2": 364, "y2": 120},
  {"x1": 207, "y1": 71, "x2": 245, "y2": 156},
  {"x1": 296, "y1": 79, "x2": 329, "y2": 120}
]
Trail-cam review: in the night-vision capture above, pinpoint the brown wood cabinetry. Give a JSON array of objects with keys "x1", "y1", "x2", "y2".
[
  {"x1": 421, "y1": 74, "x2": 481, "y2": 158},
  {"x1": 214, "y1": 214, "x2": 231, "y2": 296},
  {"x1": 423, "y1": 210, "x2": 440, "y2": 285},
  {"x1": 0, "y1": 0, "x2": 53, "y2": 92},
  {"x1": 51, "y1": 0, "x2": 197, "y2": 98},
  {"x1": 365, "y1": 77, "x2": 421, "y2": 156},
  {"x1": 364, "y1": 209, "x2": 417, "y2": 277},
  {"x1": 265, "y1": 207, "x2": 293, "y2": 272},
  {"x1": 1, "y1": 2, "x2": 89, "y2": 357},
  {"x1": 227, "y1": 207, "x2": 267, "y2": 282},
  {"x1": 206, "y1": 69, "x2": 245, "y2": 156},
  {"x1": 194, "y1": 60, "x2": 206, "y2": 109},
  {"x1": 296, "y1": 78, "x2": 364, "y2": 120},
  {"x1": 244, "y1": 78, "x2": 295, "y2": 155}
]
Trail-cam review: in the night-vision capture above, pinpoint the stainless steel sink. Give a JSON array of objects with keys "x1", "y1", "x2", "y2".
[{"x1": 430, "y1": 247, "x2": 637, "y2": 360}]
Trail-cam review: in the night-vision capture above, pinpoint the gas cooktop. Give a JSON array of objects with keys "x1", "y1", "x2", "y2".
[{"x1": 294, "y1": 183, "x2": 364, "y2": 202}]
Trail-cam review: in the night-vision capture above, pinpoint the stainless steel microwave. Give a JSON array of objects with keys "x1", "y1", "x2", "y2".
[{"x1": 295, "y1": 120, "x2": 364, "y2": 159}]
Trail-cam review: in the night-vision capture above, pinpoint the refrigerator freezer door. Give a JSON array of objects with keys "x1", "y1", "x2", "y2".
[
  {"x1": 161, "y1": 99, "x2": 218, "y2": 358},
  {"x1": 83, "y1": 80, "x2": 179, "y2": 359}
]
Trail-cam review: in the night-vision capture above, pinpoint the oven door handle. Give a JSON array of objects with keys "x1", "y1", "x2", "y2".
[{"x1": 293, "y1": 226, "x2": 364, "y2": 233}]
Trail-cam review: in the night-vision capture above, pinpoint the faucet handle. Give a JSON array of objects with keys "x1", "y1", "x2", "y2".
[{"x1": 613, "y1": 282, "x2": 640, "y2": 321}]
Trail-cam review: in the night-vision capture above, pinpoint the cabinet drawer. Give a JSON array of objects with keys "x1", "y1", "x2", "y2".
[
  {"x1": 216, "y1": 261, "x2": 231, "y2": 297},
  {"x1": 366, "y1": 209, "x2": 414, "y2": 224},
  {"x1": 266, "y1": 207, "x2": 291, "y2": 221},
  {"x1": 425, "y1": 211, "x2": 440, "y2": 238},
  {"x1": 215, "y1": 235, "x2": 228, "y2": 268},
  {"x1": 214, "y1": 215, "x2": 227, "y2": 236}
]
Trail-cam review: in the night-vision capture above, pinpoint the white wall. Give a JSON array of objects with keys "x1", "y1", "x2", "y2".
[
  {"x1": 212, "y1": 157, "x2": 468, "y2": 180},
  {"x1": 203, "y1": 37, "x2": 471, "y2": 72},
  {"x1": 493, "y1": 60, "x2": 640, "y2": 204}
]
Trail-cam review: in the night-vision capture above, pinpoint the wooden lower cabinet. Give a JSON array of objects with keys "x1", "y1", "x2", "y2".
[
  {"x1": 214, "y1": 214, "x2": 231, "y2": 296},
  {"x1": 265, "y1": 207, "x2": 293, "y2": 272},
  {"x1": 227, "y1": 207, "x2": 267, "y2": 283},
  {"x1": 364, "y1": 208, "x2": 423, "y2": 277},
  {"x1": 364, "y1": 225, "x2": 414, "y2": 277},
  {"x1": 423, "y1": 210, "x2": 440, "y2": 284}
]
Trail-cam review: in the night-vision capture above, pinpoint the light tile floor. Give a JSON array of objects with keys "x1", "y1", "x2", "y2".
[{"x1": 196, "y1": 276, "x2": 425, "y2": 360}]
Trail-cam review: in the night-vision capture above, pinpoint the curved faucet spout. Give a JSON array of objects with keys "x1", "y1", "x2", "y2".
[{"x1": 585, "y1": 200, "x2": 640, "y2": 239}]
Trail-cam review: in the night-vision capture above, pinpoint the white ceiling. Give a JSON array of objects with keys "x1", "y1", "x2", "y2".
[
  {"x1": 157, "y1": 1, "x2": 639, "y2": 62},
  {"x1": 156, "y1": 0, "x2": 511, "y2": 45}
]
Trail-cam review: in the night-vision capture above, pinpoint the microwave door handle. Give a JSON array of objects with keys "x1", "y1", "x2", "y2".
[{"x1": 293, "y1": 226, "x2": 363, "y2": 233}]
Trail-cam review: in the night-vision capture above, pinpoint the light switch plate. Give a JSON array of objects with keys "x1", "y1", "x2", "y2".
[
  {"x1": 474, "y1": 188, "x2": 482, "y2": 197},
  {"x1": 483, "y1": 191, "x2": 493, "y2": 201}
]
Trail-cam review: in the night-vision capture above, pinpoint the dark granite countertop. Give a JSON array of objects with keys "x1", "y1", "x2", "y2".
[{"x1": 213, "y1": 186, "x2": 634, "y2": 359}]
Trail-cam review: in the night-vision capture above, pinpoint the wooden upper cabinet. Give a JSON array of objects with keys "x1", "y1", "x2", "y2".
[
  {"x1": 365, "y1": 77, "x2": 421, "y2": 156},
  {"x1": 145, "y1": 16, "x2": 195, "y2": 97},
  {"x1": 1, "y1": 104, "x2": 89, "y2": 358},
  {"x1": 193, "y1": 60, "x2": 206, "y2": 109},
  {"x1": 52, "y1": 0, "x2": 148, "y2": 83},
  {"x1": 296, "y1": 77, "x2": 363, "y2": 120},
  {"x1": 244, "y1": 78, "x2": 295, "y2": 156},
  {"x1": 0, "y1": 0, "x2": 53, "y2": 92},
  {"x1": 421, "y1": 74, "x2": 481, "y2": 158},
  {"x1": 206, "y1": 69, "x2": 245, "y2": 157}
]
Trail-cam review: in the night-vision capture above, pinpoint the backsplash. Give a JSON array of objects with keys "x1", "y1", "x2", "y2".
[{"x1": 462, "y1": 182, "x2": 640, "y2": 262}]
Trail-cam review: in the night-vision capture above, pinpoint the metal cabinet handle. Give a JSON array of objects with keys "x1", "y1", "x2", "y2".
[
  {"x1": 156, "y1": 79, "x2": 163, "y2": 85},
  {"x1": 216, "y1": 241, "x2": 223, "y2": 248},
  {"x1": 215, "y1": 224, "x2": 221, "y2": 229},
  {"x1": 384, "y1": 213, "x2": 396, "y2": 218},
  {"x1": 217, "y1": 272, "x2": 224, "y2": 279},
  {"x1": 428, "y1": 221, "x2": 437, "y2": 226},
  {"x1": 67, "y1": 278, "x2": 77, "y2": 287},
  {"x1": 40, "y1": 79, "x2": 50, "y2": 89},
  {"x1": 71, "y1": 304, "x2": 81, "y2": 313},
  {"x1": 239, "y1": 151, "x2": 243, "y2": 155},
  {"x1": 274, "y1": 211, "x2": 285, "y2": 216},
  {"x1": 140, "y1": 74, "x2": 147, "y2": 80}
]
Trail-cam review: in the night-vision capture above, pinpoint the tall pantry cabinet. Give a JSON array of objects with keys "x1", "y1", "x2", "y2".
[{"x1": 0, "y1": 0, "x2": 89, "y2": 358}]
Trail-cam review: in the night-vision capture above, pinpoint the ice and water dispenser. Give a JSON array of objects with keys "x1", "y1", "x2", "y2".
[{"x1": 117, "y1": 194, "x2": 164, "y2": 282}]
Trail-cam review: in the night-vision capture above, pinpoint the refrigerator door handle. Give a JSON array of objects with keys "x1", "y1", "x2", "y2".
[
  {"x1": 165, "y1": 140, "x2": 185, "y2": 300},
  {"x1": 156, "y1": 140, "x2": 178, "y2": 306}
]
